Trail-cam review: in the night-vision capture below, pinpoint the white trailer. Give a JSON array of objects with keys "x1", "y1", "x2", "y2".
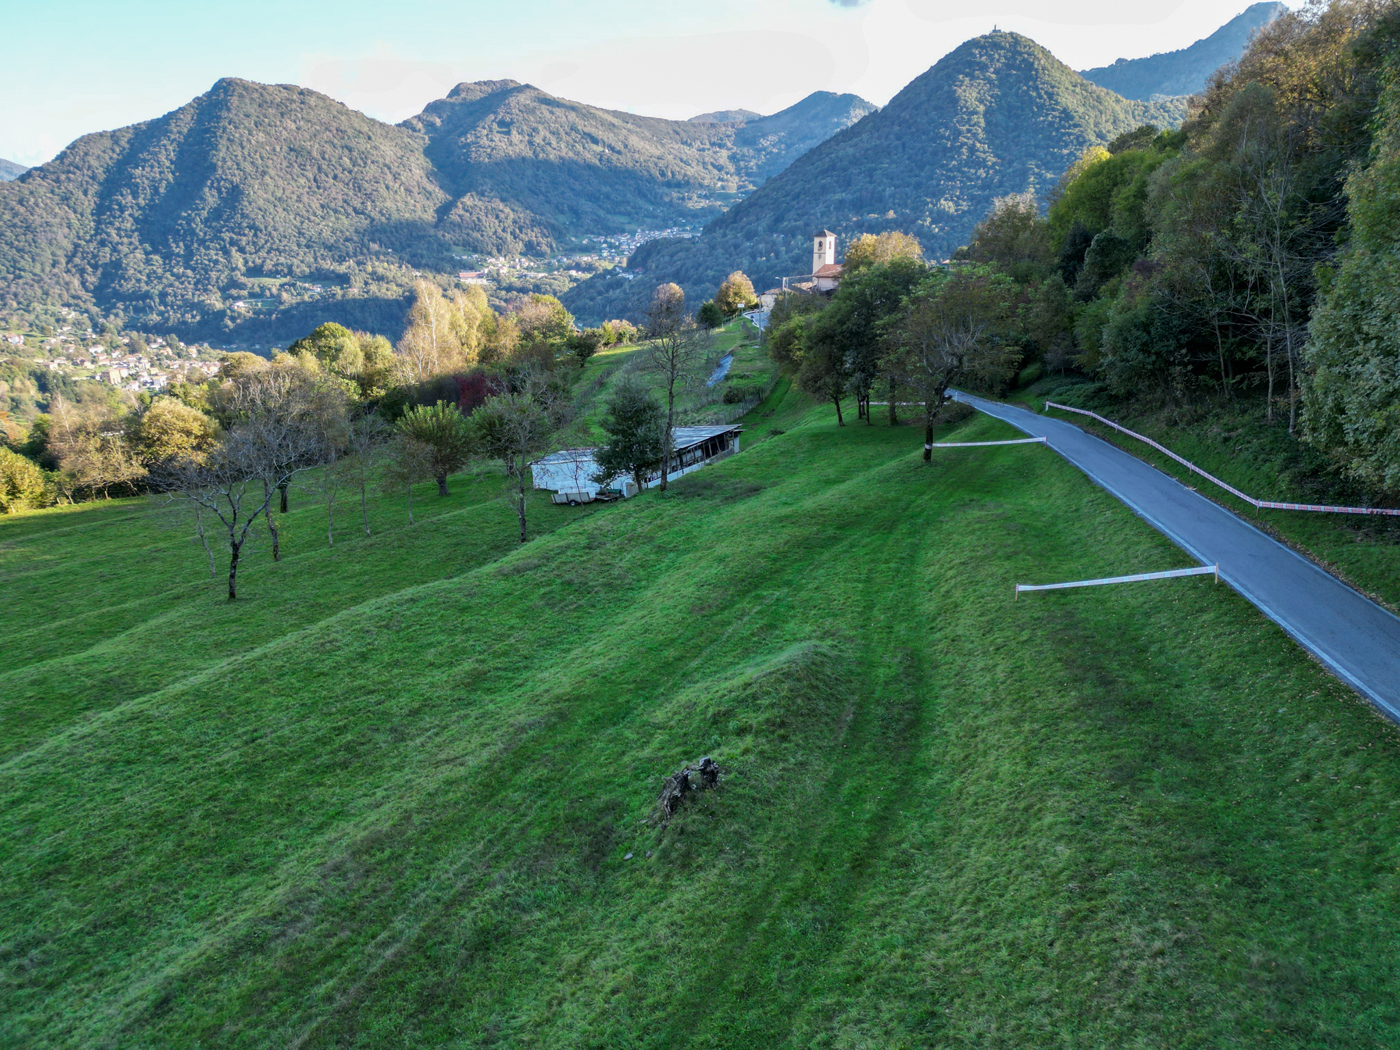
[
  {"x1": 530, "y1": 425, "x2": 742, "y2": 505},
  {"x1": 529, "y1": 449, "x2": 634, "y2": 505}
]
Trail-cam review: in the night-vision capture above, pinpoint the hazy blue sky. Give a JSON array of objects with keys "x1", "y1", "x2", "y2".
[{"x1": 1, "y1": 0, "x2": 1280, "y2": 166}]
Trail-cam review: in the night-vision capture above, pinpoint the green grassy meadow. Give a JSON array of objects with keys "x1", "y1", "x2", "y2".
[
  {"x1": 4, "y1": 380, "x2": 1400, "y2": 1048},
  {"x1": 573, "y1": 320, "x2": 771, "y2": 439}
]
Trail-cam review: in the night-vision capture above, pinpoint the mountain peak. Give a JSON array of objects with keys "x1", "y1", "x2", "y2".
[
  {"x1": 446, "y1": 79, "x2": 524, "y2": 103},
  {"x1": 688, "y1": 108, "x2": 762, "y2": 124}
]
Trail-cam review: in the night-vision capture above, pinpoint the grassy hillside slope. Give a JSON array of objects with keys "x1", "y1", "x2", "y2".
[{"x1": 4, "y1": 385, "x2": 1400, "y2": 1047}]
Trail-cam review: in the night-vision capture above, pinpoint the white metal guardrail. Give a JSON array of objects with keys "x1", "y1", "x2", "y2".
[
  {"x1": 929, "y1": 436, "x2": 1048, "y2": 448},
  {"x1": 1015, "y1": 564, "x2": 1219, "y2": 599},
  {"x1": 1045, "y1": 401, "x2": 1400, "y2": 517}
]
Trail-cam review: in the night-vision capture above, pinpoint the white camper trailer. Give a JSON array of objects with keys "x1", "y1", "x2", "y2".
[{"x1": 531, "y1": 425, "x2": 742, "y2": 505}]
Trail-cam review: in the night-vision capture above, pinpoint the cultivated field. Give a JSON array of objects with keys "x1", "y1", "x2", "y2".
[{"x1": 3, "y1": 384, "x2": 1399, "y2": 1048}]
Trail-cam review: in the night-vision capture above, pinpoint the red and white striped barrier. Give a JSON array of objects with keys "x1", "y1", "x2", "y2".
[
  {"x1": 1015, "y1": 564, "x2": 1218, "y2": 599},
  {"x1": 929, "y1": 436, "x2": 1047, "y2": 448},
  {"x1": 1044, "y1": 402, "x2": 1400, "y2": 517}
]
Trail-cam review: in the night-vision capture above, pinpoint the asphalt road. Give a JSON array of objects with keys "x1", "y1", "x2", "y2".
[{"x1": 953, "y1": 392, "x2": 1400, "y2": 722}]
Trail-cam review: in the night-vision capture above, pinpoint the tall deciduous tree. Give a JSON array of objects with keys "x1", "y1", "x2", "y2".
[
  {"x1": 1303, "y1": 28, "x2": 1400, "y2": 493},
  {"x1": 130, "y1": 396, "x2": 219, "y2": 465},
  {"x1": 644, "y1": 284, "x2": 707, "y2": 491},
  {"x1": 881, "y1": 268, "x2": 1020, "y2": 460},
  {"x1": 47, "y1": 394, "x2": 146, "y2": 500},
  {"x1": 806, "y1": 259, "x2": 926, "y2": 423},
  {"x1": 715, "y1": 271, "x2": 759, "y2": 316},
  {"x1": 842, "y1": 231, "x2": 924, "y2": 273},
  {"x1": 470, "y1": 374, "x2": 563, "y2": 543}
]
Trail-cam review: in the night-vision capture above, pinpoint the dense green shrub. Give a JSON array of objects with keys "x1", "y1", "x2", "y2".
[{"x1": 0, "y1": 447, "x2": 53, "y2": 513}]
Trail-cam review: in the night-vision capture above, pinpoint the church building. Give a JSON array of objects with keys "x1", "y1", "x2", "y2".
[{"x1": 811, "y1": 229, "x2": 844, "y2": 293}]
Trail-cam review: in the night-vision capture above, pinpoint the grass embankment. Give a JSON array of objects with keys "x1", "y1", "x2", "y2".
[
  {"x1": 574, "y1": 319, "x2": 771, "y2": 440},
  {"x1": 1011, "y1": 376, "x2": 1400, "y2": 612},
  {"x1": 4, "y1": 385, "x2": 1400, "y2": 1048}
]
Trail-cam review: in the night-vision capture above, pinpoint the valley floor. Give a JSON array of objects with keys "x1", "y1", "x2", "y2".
[{"x1": 3, "y1": 386, "x2": 1399, "y2": 1048}]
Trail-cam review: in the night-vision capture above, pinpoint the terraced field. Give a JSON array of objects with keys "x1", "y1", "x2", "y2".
[{"x1": 4, "y1": 384, "x2": 1400, "y2": 1048}]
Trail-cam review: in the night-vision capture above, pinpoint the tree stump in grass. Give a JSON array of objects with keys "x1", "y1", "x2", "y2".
[
  {"x1": 657, "y1": 768, "x2": 691, "y2": 817},
  {"x1": 655, "y1": 756, "x2": 721, "y2": 820}
]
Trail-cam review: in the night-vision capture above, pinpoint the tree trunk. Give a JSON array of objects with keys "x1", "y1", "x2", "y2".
[
  {"x1": 436, "y1": 472, "x2": 449, "y2": 497},
  {"x1": 924, "y1": 418, "x2": 934, "y2": 462},
  {"x1": 660, "y1": 387, "x2": 676, "y2": 491},
  {"x1": 517, "y1": 488, "x2": 528, "y2": 543},
  {"x1": 267, "y1": 509, "x2": 280, "y2": 562},
  {"x1": 887, "y1": 380, "x2": 899, "y2": 426},
  {"x1": 360, "y1": 476, "x2": 371, "y2": 536},
  {"x1": 194, "y1": 503, "x2": 216, "y2": 579},
  {"x1": 1266, "y1": 341, "x2": 1275, "y2": 424},
  {"x1": 833, "y1": 395, "x2": 844, "y2": 426},
  {"x1": 1213, "y1": 319, "x2": 1230, "y2": 399},
  {"x1": 227, "y1": 539, "x2": 242, "y2": 601},
  {"x1": 279, "y1": 481, "x2": 289, "y2": 514}
]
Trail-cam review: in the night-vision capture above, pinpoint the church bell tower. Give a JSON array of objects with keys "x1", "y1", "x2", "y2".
[{"x1": 813, "y1": 229, "x2": 836, "y2": 274}]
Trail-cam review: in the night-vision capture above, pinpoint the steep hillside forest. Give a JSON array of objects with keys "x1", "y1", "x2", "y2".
[
  {"x1": 758, "y1": 0, "x2": 1400, "y2": 533},
  {"x1": 0, "y1": 158, "x2": 25, "y2": 181},
  {"x1": 564, "y1": 32, "x2": 1188, "y2": 324},
  {"x1": 1079, "y1": 1, "x2": 1288, "y2": 100},
  {"x1": 0, "y1": 80, "x2": 871, "y2": 341},
  {"x1": 971, "y1": 0, "x2": 1400, "y2": 498}
]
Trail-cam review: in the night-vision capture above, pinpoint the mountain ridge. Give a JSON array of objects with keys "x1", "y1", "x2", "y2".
[
  {"x1": 1079, "y1": 2, "x2": 1287, "y2": 100},
  {"x1": 0, "y1": 78, "x2": 872, "y2": 337},
  {"x1": 564, "y1": 31, "x2": 1186, "y2": 323}
]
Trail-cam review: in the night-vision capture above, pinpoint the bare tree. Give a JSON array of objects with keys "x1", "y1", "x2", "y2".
[
  {"x1": 157, "y1": 370, "x2": 341, "y2": 599},
  {"x1": 471, "y1": 371, "x2": 569, "y2": 542},
  {"x1": 346, "y1": 413, "x2": 390, "y2": 536},
  {"x1": 222, "y1": 365, "x2": 349, "y2": 558},
  {"x1": 643, "y1": 284, "x2": 708, "y2": 491},
  {"x1": 381, "y1": 436, "x2": 436, "y2": 525}
]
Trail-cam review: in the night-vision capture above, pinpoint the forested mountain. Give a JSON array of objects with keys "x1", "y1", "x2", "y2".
[
  {"x1": 0, "y1": 78, "x2": 448, "y2": 336},
  {"x1": 402, "y1": 81, "x2": 875, "y2": 254},
  {"x1": 564, "y1": 32, "x2": 1185, "y2": 323},
  {"x1": 0, "y1": 78, "x2": 871, "y2": 339},
  {"x1": 0, "y1": 159, "x2": 26, "y2": 181},
  {"x1": 1080, "y1": 2, "x2": 1287, "y2": 100}
]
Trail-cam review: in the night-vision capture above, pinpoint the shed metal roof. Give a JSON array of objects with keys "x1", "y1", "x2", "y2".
[
  {"x1": 535, "y1": 425, "x2": 740, "y2": 467},
  {"x1": 533, "y1": 448, "x2": 598, "y2": 466},
  {"x1": 672, "y1": 424, "x2": 742, "y2": 450}
]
